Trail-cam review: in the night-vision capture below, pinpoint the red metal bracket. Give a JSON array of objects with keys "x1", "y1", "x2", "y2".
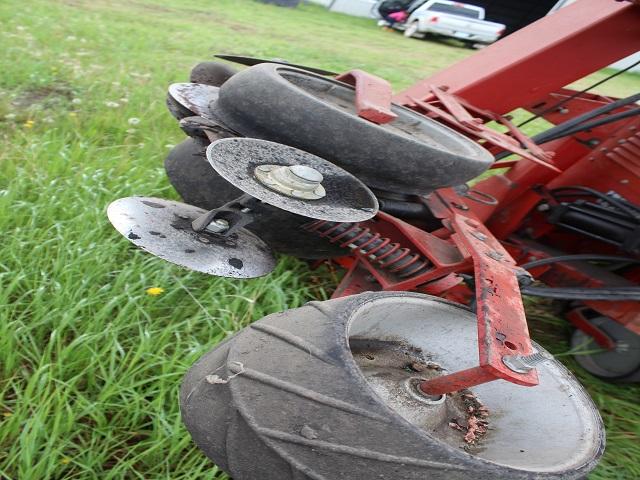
[
  {"x1": 321, "y1": 191, "x2": 539, "y2": 394},
  {"x1": 410, "y1": 90, "x2": 559, "y2": 172},
  {"x1": 418, "y1": 190, "x2": 539, "y2": 394},
  {"x1": 336, "y1": 69, "x2": 397, "y2": 124}
]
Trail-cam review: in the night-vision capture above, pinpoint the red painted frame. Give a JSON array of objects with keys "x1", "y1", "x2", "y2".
[{"x1": 323, "y1": 0, "x2": 640, "y2": 393}]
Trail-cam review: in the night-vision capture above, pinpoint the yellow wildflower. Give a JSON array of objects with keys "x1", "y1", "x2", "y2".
[
  {"x1": 146, "y1": 287, "x2": 165, "y2": 296},
  {"x1": 61, "y1": 458, "x2": 71, "y2": 465},
  {"x1": 23, "y1": 120, "x2": 34, "y2": 129}
]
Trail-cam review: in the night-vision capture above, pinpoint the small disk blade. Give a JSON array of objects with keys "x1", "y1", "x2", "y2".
[
  {"x1": 206, "y1": 138, "x2": 378, "y2": 222},
  {"x1": 107, "y1": 196, "x2": 276, "y2": 278}
]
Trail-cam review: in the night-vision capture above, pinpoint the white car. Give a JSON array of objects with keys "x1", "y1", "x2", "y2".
[{"x1": 375, "y1": 0, "x2": 506, "y2": 47}]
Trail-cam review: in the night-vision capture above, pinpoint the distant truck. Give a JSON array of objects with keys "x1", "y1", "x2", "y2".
[{"x1": 374, "y1": 0, "x2": 506, "y2": 47}]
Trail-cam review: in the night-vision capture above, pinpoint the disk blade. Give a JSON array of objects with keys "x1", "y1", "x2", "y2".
[{"x1": 107, "y1": 196, "x2": 276, "y2": 278}]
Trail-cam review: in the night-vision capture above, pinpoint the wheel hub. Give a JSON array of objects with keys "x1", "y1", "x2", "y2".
[
  {"x1": 349, "y1": 296, "x2": 604, "y2": 471},
  {"x1": 254, "y1": 164, "x2": 326, "y2": 200}
]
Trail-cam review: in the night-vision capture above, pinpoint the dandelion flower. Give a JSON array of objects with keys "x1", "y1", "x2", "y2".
[
  {"x1": 105, "y1": 101, "x2": 119, "y2": 108},
  {"x1": 128, "y1": 117, "x2": 140, "y2": 125},
  {"x1": 23, "y1": 120, "x2": 34, "y2": 129},
  {"x1": 146, "y1": 287, "x2": 165, "y2": 296}
]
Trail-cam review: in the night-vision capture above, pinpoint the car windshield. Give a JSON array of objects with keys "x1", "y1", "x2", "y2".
[{"x1": 428, "y1": 2, "x2": 481, "y2": 19}]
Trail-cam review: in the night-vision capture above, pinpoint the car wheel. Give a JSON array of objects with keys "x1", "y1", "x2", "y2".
[{"x1": 404, "y1": 21, "x2": 419, "y2": 38}]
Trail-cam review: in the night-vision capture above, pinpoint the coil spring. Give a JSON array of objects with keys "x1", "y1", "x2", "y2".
[{"x1": 304, "y1": 220, "x2": 431, "y2": 279}]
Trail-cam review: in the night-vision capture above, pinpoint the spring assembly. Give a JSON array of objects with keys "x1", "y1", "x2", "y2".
[{"x1": 304, "y1": 220, "x2": 431, "y2": 279}]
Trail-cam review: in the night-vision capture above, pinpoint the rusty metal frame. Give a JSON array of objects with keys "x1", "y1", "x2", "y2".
[
  {"x1": 330, "y1": 189, "x2": 538, "y2": 394},
  {"x1": 319, "y1": 0, "x2": 640, "y2": 394}
]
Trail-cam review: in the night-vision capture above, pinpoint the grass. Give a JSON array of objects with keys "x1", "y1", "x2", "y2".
[{"x1": 0, "y1": 0, "x2": 638, "y2": 478}]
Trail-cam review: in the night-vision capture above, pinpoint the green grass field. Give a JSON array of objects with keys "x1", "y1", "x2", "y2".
[{"x1": 1, "y1": 0, "x2": 638, "y2": 478}]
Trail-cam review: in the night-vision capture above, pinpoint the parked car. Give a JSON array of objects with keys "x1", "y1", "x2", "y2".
[{"x1": 374, "y1": 0, "x2": 506, "y2": 47}]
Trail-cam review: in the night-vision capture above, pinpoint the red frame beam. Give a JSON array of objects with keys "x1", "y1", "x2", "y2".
[{"x1": 395, "y1": 0, "x2": 640, "y2": 114}]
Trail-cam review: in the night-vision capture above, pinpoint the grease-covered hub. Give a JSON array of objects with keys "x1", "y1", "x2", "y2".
[
  {"x1": 255, "y1": 164, "x2": 326, "y2": 200},
  {"x1": 352, "y1": 339, "x2": 489, "y2": 452}
]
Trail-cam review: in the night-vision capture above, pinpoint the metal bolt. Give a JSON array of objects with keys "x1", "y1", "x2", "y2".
[
  {"x1": 471, "y1": 231, "x2": 487, "y2": 241},
  {"x1": 486, "y1": 250, "x2": 504, "y2": 261},
  {"x1": 502, "y1": 351, "x2": 552, "y2": 374},
  {"x1": 254, "y1": 164, "x2": 326, "y2": 200},
  {"x1": 537, "y1": 203, "x2": 550, "y2": 212},
  {"x1": 289, "y1": 165, "x2": 323, "y2": 183},
  {"x1": 205, "y1": 218, "x2": 229, "y2": 234}
]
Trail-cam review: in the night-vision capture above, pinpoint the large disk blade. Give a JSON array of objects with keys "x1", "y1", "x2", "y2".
[{"x1": 206, "y1": 138, "x2": 378, "y2": 222}]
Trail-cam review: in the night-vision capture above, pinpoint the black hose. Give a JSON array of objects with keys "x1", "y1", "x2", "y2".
[
  {"x1": 532, "y1": 92, "x2": 640, "y2": 144},
  {"x1": 521, "y1": 285, "x2": 640, "y2": 301},
  {"x1": 494, "y1": 92, "x2": 640, "y2": 160},
  {"x1": 520, "y1": 254, "x2": 640, "y2": 301},
  {"x1": 517, "y1": 59, "x2": 640, "y2": 128},
  {"x1": 550, "y1": 186, "x2": 640, "y2": 221},
  {"x1": 521, "y1": 254, "x2": 640, "y2": 270},
  {"x1": 535, "y1": 107, "x2": 640, "y2": 145}
]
